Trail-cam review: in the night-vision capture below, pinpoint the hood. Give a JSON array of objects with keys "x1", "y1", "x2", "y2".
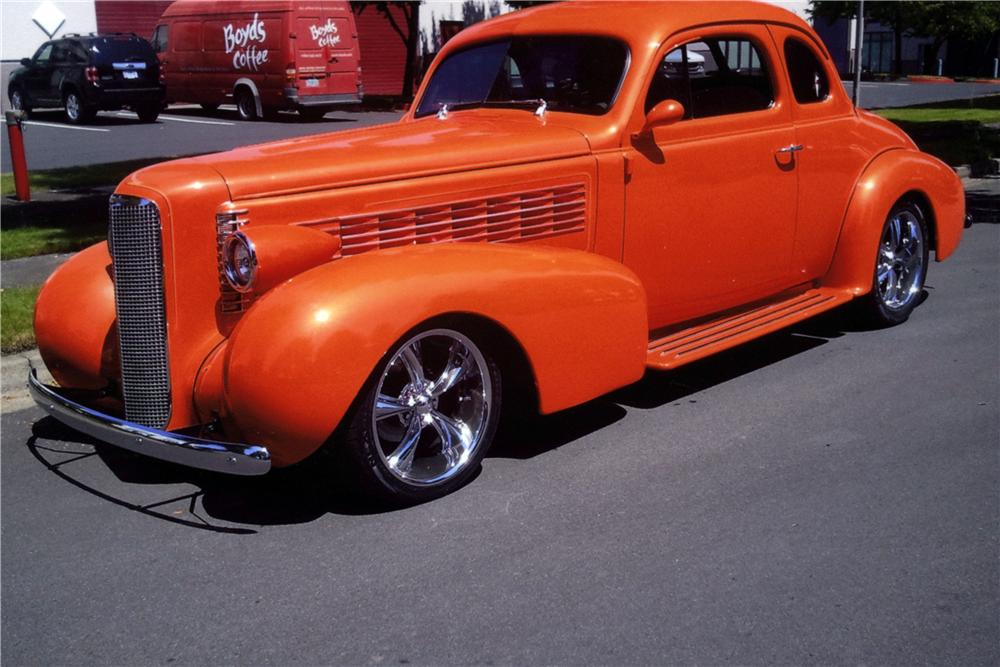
[{"x1": 195, "y1": 111, "x2": 592, "y2": 199}]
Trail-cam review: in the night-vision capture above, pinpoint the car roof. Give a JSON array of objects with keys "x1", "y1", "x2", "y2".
[{"x1": 447, "y1": 1, "x2": 820, "y2": 57}]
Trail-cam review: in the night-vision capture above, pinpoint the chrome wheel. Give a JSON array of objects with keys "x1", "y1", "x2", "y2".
[
  {"x1": 372, "y1": 329, "x2": 492, "y2": 486},
  {"x1": 876, "y1": 209, "x2": 925, "y2": 311},
  {"x1": 10, "y1": 89, "x2": 24, "y2": 112},
  {"x1": 65, "y1": 93, "x2": 80, "y2": 121}
]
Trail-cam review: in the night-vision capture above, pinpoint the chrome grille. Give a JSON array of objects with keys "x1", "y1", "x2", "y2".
[
  {"x1": 109, "y1": 195, "x2": 171, "y2": 428},
  {"x1": 216, "y1": 210, "x2": 252, "y2": 313},
  {"x1": 298, "y1": 182, "x2": 588, "y2": 256}
]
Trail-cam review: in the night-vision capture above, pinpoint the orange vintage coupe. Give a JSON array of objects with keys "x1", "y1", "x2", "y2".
[{"x1": 31, "y1": 1, "x2": 966, "y2": 502}]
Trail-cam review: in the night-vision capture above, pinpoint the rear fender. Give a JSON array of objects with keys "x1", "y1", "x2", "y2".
[
  {"x1": 823, "y1": 149, "x2": 965, "y2": 294},
  {"x1": 223, "y1": 244, "x2": 648, "y2": 465}
]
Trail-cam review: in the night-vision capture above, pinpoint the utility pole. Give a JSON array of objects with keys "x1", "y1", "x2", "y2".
[{"x1": 852, "y1": 0, "x2": 865, "y2": 107}]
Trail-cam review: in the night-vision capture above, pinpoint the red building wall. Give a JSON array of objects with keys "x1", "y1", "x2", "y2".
[
  {"x1": 351, "y1": 2, "x2": 410, "y2": 96},
  {"x1": 95, "y1": 0, "x2": 173, "y2": 40},
  {"x1": 93, "y1": 1, "x2": 412, "y2": 97}
]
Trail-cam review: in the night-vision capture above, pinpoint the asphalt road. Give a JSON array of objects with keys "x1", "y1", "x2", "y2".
[
  {"x1": 2, "y1": 223, "x2": 997, "y2": 665},
  {"x1": 0, "y1": 78, "x2": 997, "y2": 172}
]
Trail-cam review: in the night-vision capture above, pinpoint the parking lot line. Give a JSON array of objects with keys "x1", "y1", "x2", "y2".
[
  {"x1": 116, "y1": 111, "x2": 233, "y2": 126},
  {"x1": 24, "y1": 121, "x2": 111, "y2": 132}
]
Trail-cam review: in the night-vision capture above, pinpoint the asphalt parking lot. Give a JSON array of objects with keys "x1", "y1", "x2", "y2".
[{"x1": 2, "y1": 222, "x2": 996, "y2": 664}]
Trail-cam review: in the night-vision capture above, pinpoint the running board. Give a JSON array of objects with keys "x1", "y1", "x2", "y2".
[{"x1": 646, "y1": 288, "x2": 854, "y2": 370}]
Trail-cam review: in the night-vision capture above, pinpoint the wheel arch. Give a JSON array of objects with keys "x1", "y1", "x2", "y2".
[
  {"x1": 221, "y1": 243, "x2": 648, "y2": 466},
  {"x1": 822, "y1": 148, "x2": 965, "y2": 294}
]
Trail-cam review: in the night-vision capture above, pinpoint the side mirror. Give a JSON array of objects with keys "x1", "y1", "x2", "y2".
[
  {"x1": 20, "y1": 58, "x2": 31, "y2": 67},
  {"x1": 642, "y1": 99, "x2": 685, "y2": 134}
]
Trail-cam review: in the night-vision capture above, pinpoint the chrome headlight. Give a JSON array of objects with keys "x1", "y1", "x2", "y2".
[{"x1": 222, "y1": 232, "x2": 257, "y2": 293}]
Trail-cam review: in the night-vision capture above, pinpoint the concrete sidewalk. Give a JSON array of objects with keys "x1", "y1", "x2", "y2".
[{"x1": 1, "y1": 349, "x2": 51, "y2": 413}]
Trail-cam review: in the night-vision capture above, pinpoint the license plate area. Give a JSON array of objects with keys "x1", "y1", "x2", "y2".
[
  {"x1": 123, "y1": 70, "x2": 139, "y2": 80},
  {"x1": 305, "y1": 78, "x2": 320, "y2": 88}
]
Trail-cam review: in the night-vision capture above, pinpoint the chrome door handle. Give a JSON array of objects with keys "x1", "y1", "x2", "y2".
[{"x1": 777, "y1": 144, "x2": 804, "y2": 153}]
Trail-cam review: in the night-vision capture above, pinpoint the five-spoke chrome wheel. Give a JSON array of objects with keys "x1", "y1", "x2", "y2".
[
  {"x1": 10, "y1": 89, "x2": 26, "y2": 113},
  {"x1": 876, "y1": 209, "x2": 925, "y2": 311},
  {"x1": 371, "y1": 329, "x2": 492, "y2": 486}
]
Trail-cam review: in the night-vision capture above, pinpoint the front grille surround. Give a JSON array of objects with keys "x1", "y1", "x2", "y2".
[{"x1": 108, "y1": 194, "x2": 171, "y2": 428}]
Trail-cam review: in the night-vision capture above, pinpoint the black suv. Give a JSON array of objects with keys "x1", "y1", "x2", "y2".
[{"x1": 8, "y1": 33, "x2": 164, "y2": 124}]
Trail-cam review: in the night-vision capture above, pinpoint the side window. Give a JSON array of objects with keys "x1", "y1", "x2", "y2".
[
  {"x1": 784, "y1": 38, "x2": 830, "y2": 104},
  {"x1": 645, "y1": 36, "x2": 775, "y2": 119},
  {"x1": 33, "y1": 43, "x2": 54, "y2": 63},
  {"x1": 51, "y1": 43, "x2": 68, "y2": 63},
  {"x1": 152, "y1": 25, "x2": 169, "y2": 54}
]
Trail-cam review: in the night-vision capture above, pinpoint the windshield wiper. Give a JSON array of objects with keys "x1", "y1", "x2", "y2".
[{"x1": 436, "y1": 99, "x2": 548, "y2": 118}]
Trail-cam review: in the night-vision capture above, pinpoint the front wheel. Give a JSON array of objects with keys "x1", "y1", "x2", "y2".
[
  {"x1": 335, "y1": 327, "x2": 501, "y2": 504},
  {"x1": 63, "y1": 90, "x2": 95, "y2": 124},
  {"x1": 854, "y1": 200, "x2": 930, "y2": 327},
  {"x1": 9, "y1": 87, "x2": 30, "y2": 115}
]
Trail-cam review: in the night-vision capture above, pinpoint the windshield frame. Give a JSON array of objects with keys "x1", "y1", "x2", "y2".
[{"x1": 415, "y1": 34, "x2": 632, "y2": 119}]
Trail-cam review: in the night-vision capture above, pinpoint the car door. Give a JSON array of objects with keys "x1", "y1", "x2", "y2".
[
  {"x1": 623, "y1": 26, "x2": 800, "y2": 330},
  {"x1": 24, "y1": 42, "x2": 56, "y2": 104},
  {"x1": 767, "y1": 24, "x2": 871, "y2": 281}
]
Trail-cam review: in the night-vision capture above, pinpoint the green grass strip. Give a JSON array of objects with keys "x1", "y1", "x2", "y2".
[{"x1": 1, "y1": 286, "x2": 40, "y2": 354}]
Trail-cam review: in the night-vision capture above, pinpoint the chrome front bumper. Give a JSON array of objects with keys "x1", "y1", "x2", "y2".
[{"x1": 28, "y1": 370, "x2": 271, "y2": 476}]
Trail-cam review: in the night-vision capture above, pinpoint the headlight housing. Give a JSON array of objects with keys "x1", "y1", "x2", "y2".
[{"x1": 222, "y1": 232, "x2": 257, "y2": 293}]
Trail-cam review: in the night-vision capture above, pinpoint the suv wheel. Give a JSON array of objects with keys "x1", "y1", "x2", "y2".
[
  {"x1": 64, "y1": 91, "x2": 95, "y2": 124},
  {"x1": 9, "y1": 87, "x2": 30, "y2": 115},
  {"x1": 136, "y1": 103, "x2": 160, "y2": 123}
]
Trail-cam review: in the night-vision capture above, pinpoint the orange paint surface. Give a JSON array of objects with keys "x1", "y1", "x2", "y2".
[{"x1": 35, "y1": 1, "x2": 966, "y2": 466}]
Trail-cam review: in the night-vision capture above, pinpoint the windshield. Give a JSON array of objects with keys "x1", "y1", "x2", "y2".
[{"x1": 415, "y1": 36, "x2": 629, "y2": 118}]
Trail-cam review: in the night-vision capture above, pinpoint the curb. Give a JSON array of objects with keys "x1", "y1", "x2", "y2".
[
  {"x1": 906, "y1": 75, "x2": 955, "y2": 84},
  {"x1": 1, "y1": 349, "x2": 52, "y2": 413}
]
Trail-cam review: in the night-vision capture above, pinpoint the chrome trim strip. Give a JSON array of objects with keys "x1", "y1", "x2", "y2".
[{"x1": 28, "y1": 370, "x2": 271, "y2": 476}]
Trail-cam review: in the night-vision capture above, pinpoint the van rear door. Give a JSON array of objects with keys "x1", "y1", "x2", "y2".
[{"x1": 293, "y1": 1, "x2": 358, "y2": 98}]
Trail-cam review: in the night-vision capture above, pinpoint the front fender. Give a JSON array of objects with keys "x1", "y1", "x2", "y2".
[
  {"x1": 35, "y1": 242, "x2": 118, "y2": 390},
  {"x1": 223, "y1": 244, "x2": 648, "y2": 466},
  {"x1": 823, "y1": 148, "x2": 965, "y2": 293}
]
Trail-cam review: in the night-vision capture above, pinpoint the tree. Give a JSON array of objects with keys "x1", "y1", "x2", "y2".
[{"x1": 809, "y1": 1, "x2": 1000, "y2": 76}]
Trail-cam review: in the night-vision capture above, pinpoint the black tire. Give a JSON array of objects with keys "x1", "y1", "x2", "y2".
[
  {"x1": 331, "y1": 324, "x2": 502, "y2": 505},
  {"x1": 200, "y1": 103, "x2": 220, "y2": 112},
  {"x1": 8, "y1": 86, "x2": 30, "y2": 115},
  {"x1": 298, "y1": 107, "x2": 328, "y2": 121},
  {"x1": 235, "y1": 87, "x2": 258, "y2": 121},
  {"x1": 63, "y1": 90, "x2": 95, "y2": 124},
  {"x1": 853, "y1": 199, "x2": 930, "y2": 328},
  {"x1": 136, "y1": 103, "x2": 160, "y2": 123}
]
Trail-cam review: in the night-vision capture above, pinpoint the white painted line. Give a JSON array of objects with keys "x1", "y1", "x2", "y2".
[
  {"x1": 117, "y1": 110, "x2": 234, "y2": 126},
  {"x1": 24, "y1": 120, "x2": 110, "y2": 132}
]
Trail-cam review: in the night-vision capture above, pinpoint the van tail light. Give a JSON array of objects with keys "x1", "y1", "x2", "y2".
[
  {"x1": 285, "y1": 64, "x2": 297, "y2": 85},
  {"x1": 85, "y1": 66, "x2": 98, "y2": 83}
]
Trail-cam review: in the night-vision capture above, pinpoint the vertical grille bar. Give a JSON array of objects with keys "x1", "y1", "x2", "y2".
[{"x1": 109, "y1": 195, "x2": 171, "y2": 428}]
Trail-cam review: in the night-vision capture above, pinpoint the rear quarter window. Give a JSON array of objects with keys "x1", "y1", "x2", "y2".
[{"x1": 784, "y1": 37, "x2": 830, "y2": 104}]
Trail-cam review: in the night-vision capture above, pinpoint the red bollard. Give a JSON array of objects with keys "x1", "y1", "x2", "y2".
[{"x1": 5, "y1": 110, "x2": 30, "y2": 202}]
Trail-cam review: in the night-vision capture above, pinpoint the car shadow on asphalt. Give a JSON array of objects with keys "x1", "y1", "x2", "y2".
[{"x1": 21, "y1": 301, "x2": 915, "y2": 530}]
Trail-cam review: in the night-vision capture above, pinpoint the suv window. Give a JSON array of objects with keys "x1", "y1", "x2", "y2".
[
  {"x1": 81, "y1": 36, "x2": 156, "y2": 64},
  {"x1": 33, "y1": 43, "x2": 54, "y2": 63},
  {"x1": 152, "y1": 25, "x2": 169, "y2": 53},
  {"x1": 784, "y1": 38, "x2": 830, "y2": 104},
  {"x1": 645, "y1": 36, "x2": 774, "y2": 119}
]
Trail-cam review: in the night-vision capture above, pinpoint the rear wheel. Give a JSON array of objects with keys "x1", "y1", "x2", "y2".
[
  {"x1": 854, "y1": 199, "x2": 929, "y2": 327},
  {"x1": 136, "y1": 103, "x2": 160, "y2": 123},
  {"x1": 63, "y1": 90, "x2": 95, "y2": 124},
  {"x1": 9, "y1": 87, "x2": 30, "y2": 115},
  {"x1": 335, "y1": 326, "x2": 501, "y2": 504},
  {"x1": 235, "y1": 87, "x2": 258, "y2": 121}
]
